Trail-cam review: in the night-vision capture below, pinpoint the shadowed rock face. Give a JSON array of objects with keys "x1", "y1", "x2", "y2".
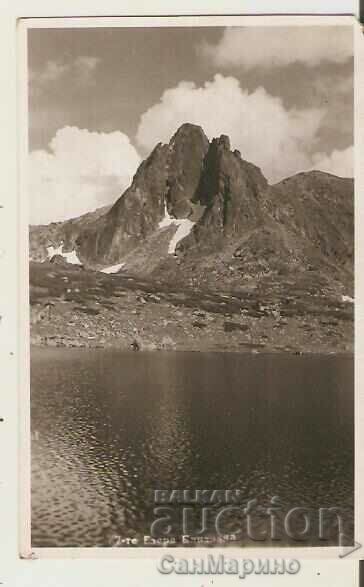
[
  {"x1": 166, "y1": 123, "x2": 210, "y2": 217},
  {"x1": 75, "y1": 142, "x2": 170, "y2": 265},
  {"x1": 29, "y1": 122, "x2": 354, "y2": 295},
  {"x1": 29, "y1": 205, "x2": 111, "y2": 262},
  {"x1": 265, "y1": 171, "x2": 354, "y2": 273},
  {"x1": 72, "y1": 124, "x2": 269, "y2": 266},
  {"x1": 74, "y1": 123, "x2": 210, "y2": 265},
  {"x1": 178, "y1": 134, "x2": 268, "y2": 254}
]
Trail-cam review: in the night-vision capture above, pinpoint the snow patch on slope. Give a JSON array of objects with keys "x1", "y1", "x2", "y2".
[
  {"x1": 158, "y1": 201, "x2": 195, "y2": 254},
  {"x1": 168, "y1": 220, "x2": 195, "y2": 254},
  {"x1": 101, "y1": 263, "x2": 125, "y2": 274},
  {"x1": 342, "y1": 295, "x2": 354, "y2": 303},
  {"x1": 46, "y1": 243, "x2": 82, "y2": 265}
]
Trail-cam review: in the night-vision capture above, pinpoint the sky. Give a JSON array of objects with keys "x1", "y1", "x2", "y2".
[{"x1": 28, "y1": 25, "x2": 353, "y2": 224}]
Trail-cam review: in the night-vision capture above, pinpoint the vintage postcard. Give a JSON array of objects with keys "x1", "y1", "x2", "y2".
[{"x1": 17, "y1": 15, "x2": 359, "y2": 562}]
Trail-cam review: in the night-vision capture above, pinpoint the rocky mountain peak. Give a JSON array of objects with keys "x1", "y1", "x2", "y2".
[
  {"x1": 169, "y1": 122, "x2": 208, "y2": 145},
  {"x1": 29, "y1": 122, "x2": 353, "y2": 298},
  {"x1": 214, "y1": 134, "x2": 231, "y2": 151},
  {"x1": 175, "y1": 133, "x2": 268, "y2": 255},
  {"x1": 166, "y1": 122, "x2": 210, "y2": 218}
]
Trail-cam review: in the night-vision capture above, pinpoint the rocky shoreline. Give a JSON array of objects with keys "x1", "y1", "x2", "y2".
[{"x1": 30, "y1": 262, "x2": 353, "y2": 354}]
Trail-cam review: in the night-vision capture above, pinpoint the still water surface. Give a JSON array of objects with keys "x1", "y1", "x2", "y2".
[{"x1": 31, "y1": 348, "x2": 353, "y2": 547}]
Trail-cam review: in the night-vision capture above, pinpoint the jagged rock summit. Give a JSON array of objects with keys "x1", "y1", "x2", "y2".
[
  {"x1": 29, "y1": 122, "x2": 353, "y2": 295},
  {"x1": 74, "y1": 122, "x2": 213, "y2": 265}
]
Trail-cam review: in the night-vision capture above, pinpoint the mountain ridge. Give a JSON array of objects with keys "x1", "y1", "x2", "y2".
[{"x1": 29, "y1": 122, "x2": 353, "y2": 296}]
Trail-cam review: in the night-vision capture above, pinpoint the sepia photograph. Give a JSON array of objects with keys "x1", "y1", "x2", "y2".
[{"x1": 25, "y1": 18, "x2": 354, "y2": 550}]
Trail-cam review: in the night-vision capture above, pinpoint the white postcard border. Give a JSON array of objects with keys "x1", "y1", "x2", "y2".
[{"x1": 0, "y1": 3, "x2": 360, "y2": 586}]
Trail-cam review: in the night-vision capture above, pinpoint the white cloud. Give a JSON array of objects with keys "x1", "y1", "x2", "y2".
[
  {"x1": 30, "y1": 56, "x2": 101, "y2": 92},
  {"x1": 137, "y1": 74, "x2": 325, "y2": 183},
  {"x1": 74, "y1": 56, "x2": 100, "y2": 71},
  {"x1": 312, "y1": 146, "x2": 353, "y2": 177},
  {"x1": 30, "y1": 60, "x2": 69, "y2": 83},
  {"x1": 200, "y1": 26, "x2": 353, "y2": 69},
  {"x1": 29, "y1": 126, "x2": 141, "y2": 224},
  {"x1": 73, "y1": 56, "x2": 101, "y2": 82}
]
